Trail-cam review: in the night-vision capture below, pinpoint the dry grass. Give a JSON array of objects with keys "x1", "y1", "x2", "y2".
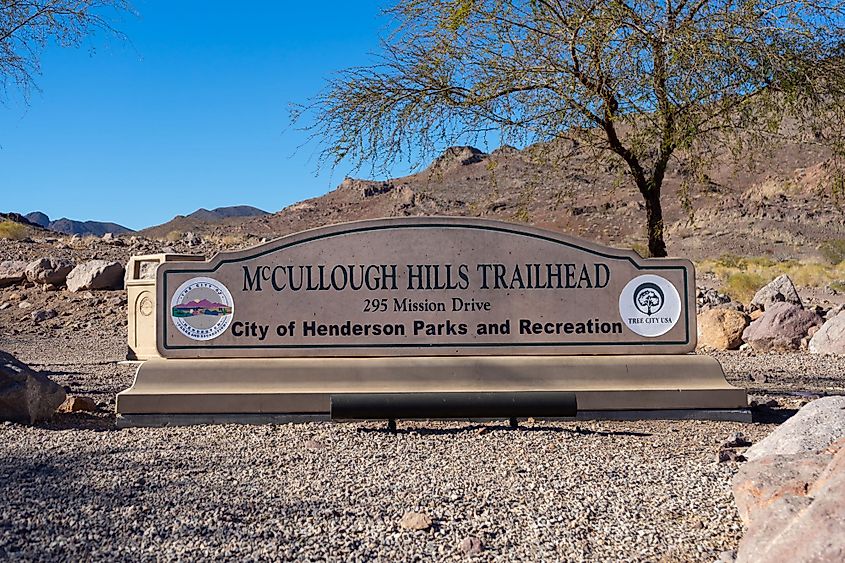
[
  {"x1": 697, "y1": 254, "x2": 845, "y2": 303},
  {"x1": 0, "y1": 220, "x2": 29, "y2": 240},
  {"x1": 164, "y1": 230, "x2": 183, "y2": 243},
  {"x1": 819, "y1": 239, "x2": 845, "y2": 265},
  {"x1": 205, "y1": 233, "x2": 250, "y2": 247}
]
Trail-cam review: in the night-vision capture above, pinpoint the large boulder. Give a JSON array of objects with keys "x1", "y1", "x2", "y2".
[
  {"x1": 750, "y1": 274, "x2": 802, "y2": 311},
  {"x1": 732, "y1": 397, "x2": 845, "y2": 562},
  {"x1": 809, "y1": 310, "x2": 845, "y2": 354},
  {"x1": 0, "y1": 260, "x2": 27, "y2": 288},
  {"x1": 24, "y1": 257, "x2": 73, "y2": 286},
  {"x1": 697, "y1": 308, "x2": 750, "y2": 350},
  {"x1": 66, "y1": 260, "x2": 125, "y2": 292},
  {"x1": 744, "y1": 396, "x2": 845, "y2": 462},
  {"x1": 0, "y1": 349, "x2": 66, "y2": 423},
  {"x1": 741, "y1": 302, "x2": 822, "y2": 352}
]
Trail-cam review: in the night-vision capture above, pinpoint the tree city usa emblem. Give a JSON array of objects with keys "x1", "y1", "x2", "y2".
[
  {"x1": 618, "y1": 275, "x2": 681, "y2": 338},
  {"x1": 633, "y1": 282, "x2": 665, "y2": 316}
]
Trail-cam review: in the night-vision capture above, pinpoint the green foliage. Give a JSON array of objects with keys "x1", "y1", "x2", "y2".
[
  {"x1": 297, "y1": 0, "x2": 845, "y2": 257},
  {"x1": 0, "y1": 221, "x2": 28, "y2": 240},
  {"x1": 819, "y1": 240, "x2": 845, "y2": 264},
  {"x1": 444, "y1": 0, "x2": 475, "y2": 31}
]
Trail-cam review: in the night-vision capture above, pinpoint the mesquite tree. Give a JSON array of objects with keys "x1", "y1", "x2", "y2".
[
  {"x1": 296, "y1": 0, "x2": 845, "y2": 257},
  {"x1": 1, "y1": 1, "x2": 131, "y2": 102}
]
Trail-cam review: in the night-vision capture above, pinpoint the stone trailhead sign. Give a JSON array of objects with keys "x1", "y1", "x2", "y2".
[
  {"x1": 157, "y1": 217, "x2": 693, "y2": 358},
  {"x1": 117, "y1": 217, "x2": 748, "y2": 425}
]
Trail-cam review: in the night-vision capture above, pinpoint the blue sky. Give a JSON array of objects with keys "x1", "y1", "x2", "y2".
[{"x1": 0, "y1": 1, "x2": 438, "y2": 230}]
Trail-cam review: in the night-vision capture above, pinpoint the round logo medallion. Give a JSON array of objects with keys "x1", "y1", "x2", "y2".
[
  {"x1": 170, "y1": 277, "x2": 234, "y2": 341},
  {"x1": 139, "y1": 294, "x2": 154, "y2": 317},
  {"x1": 618, "y1": 275, "x2": 681, "y2": 337}
]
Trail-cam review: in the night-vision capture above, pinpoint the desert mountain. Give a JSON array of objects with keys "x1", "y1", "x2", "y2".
[
  {"x1": 24, "y1": 212, "x2": 133, "y2": 237},
  {"x1": 140, "y1": 205, "x2": 268, "y2": 238},
  {"x1": 161, "y1": 139, "x2": 845, "y2": 261}
]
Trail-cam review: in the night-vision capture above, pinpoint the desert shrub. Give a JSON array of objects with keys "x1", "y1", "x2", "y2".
[
  {"x1": 829, "y1": 281, "x2": 845, "y2": 293},
  {"x1": 819, "y1": 239, "x2": 845, "y2": 265},
  {"x1": 511, "y1": 208, "x2": 530, "y2": 223},
  {"x1": 630, "y1": 243, "x2": 648, "y2": 258},
  {"x1": 724, "y1": 272, "x2": 769, "y2": 303},
  {"x1": 0, "y1": 220, "x2": 28, "y2": 240},
  {"x1": 715, "y1": 253, "x2": 746, "y2": 269},
  {"x1": 164, "y1": 230, "x2": 183, "y2": 243}
]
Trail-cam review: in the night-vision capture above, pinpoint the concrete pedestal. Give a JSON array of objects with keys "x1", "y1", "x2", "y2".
[{"x1": 116, "y1": 354, "x2": 749, "y2": 426}]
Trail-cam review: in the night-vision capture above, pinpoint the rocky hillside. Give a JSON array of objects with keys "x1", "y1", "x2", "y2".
[{"x1": 148, "y1": 138, "x2": 844, "y2": 262}]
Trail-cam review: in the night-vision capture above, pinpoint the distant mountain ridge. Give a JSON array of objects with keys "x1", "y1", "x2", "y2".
[
  {"x1": 139, "y1": 205, "x2": 269, "y2": 238},
  {"x1": 184, "y1": 206, "x2": 269, "y2": 222},
  {"x1": 25, "y1": 212, "x2": 133, "y2": 237}
]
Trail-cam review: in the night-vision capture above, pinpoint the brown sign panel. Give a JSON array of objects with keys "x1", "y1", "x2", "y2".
[{"x1": 156, "y1": 218, "x2": 696, "y2": 358}]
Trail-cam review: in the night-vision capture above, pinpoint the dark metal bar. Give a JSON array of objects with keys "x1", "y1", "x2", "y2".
[{"x1": 330, "y1": 392, "x2": 577, "y2": 420}]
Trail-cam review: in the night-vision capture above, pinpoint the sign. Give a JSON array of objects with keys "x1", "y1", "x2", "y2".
[{"x1": 155, "y1": 217, "x2": 695, "y2": 358}]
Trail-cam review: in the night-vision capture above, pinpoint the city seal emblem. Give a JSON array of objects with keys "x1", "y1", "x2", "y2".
[
  {"x1": 170, "y1": 277, "x2": 234, "y2": 340},
  {"x1": 618, "y1": 274, "x2": 681, "y2": 337}
]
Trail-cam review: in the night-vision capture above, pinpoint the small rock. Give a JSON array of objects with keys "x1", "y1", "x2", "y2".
[
  {"x1": 30, "y1": 309, "x2": 57, "y2": 323},
  {"x1": 0, "y1": 302, "x2": 10, "y2": 311},
  {"x1": 57, "y1": 396, "x2": 98, "y2": 413},
  {"x1": 459, "y1": 536, "x2": 484, "y2": 556},
  {"x1": 399, "y1": 511, "x2": 433, "y2": 531},
  {"x1": 748, "y1": 373, "x2": 768, "y2": 384},
  {"x1": 723, "y1": 432, "x2": 752, "y2": 448},
  {"x1": 697, "y1": 287, "x2": 731, "y2": 310},
  {"x1": 718, "y1": 449, "x2": 746, "y2": 463},
  {"x1": 106, "y1": 295, "x2": 126, "y2": 307},
  {"x1": 304, "y1": 439, "x2": 325, "y2": 450},
  {"x1": 18, "y1": 301, "x2": 32, "y2": 309}
]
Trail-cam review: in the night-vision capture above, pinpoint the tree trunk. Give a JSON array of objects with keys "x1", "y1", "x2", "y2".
[{"x1": 643, "y1": 188, "x2": 667, "y2": 258}]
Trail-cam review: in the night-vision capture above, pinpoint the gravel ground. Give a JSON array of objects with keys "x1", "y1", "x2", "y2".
[{"x1": 0, "y1": 330, "x2": 793, "y2": 561}]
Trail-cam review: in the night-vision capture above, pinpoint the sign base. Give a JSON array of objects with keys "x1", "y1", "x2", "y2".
[{"x1": 116, "y1": 355, "x2": 747, "y2": 424}]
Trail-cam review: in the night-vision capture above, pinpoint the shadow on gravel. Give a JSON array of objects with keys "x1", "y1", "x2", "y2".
[
  {"x1": 357, "y1": 423, "x2": 652, "y2": 437},
  {"x1": 33, "y1": 412, "x2": 118, "y2": 432},
  {"x1": 752, "y1": 406, "x2": 799, "y2": 424}
]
